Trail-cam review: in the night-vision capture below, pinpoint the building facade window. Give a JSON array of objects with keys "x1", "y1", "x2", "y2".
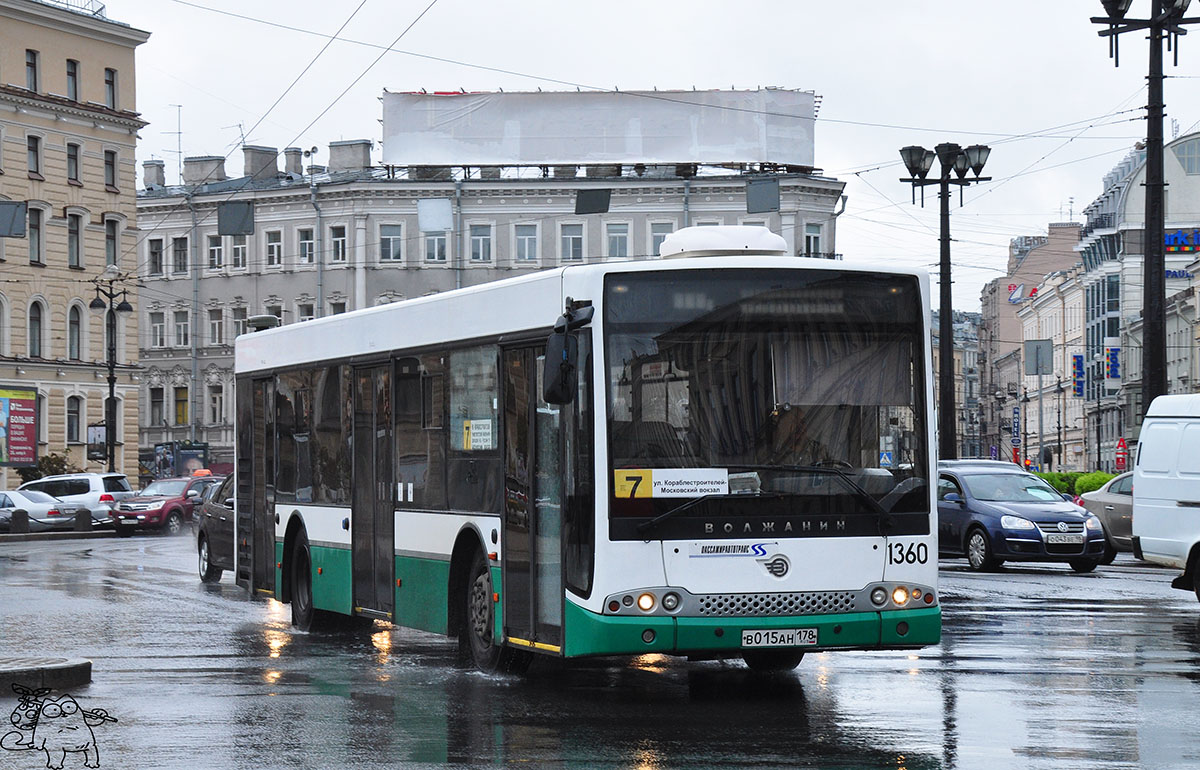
[
  {"x1": 66, "y1": 59, "x2": 79, "y2": 101},
  {"x1": 330, "y1": 225, "x2": 347, "y2": 263},
  {"x1": 266, "y1": 305, "x2": 282, "y2": 322},
  {"x1": 208, "y1": 309, "x2": 223, "y2": 346},
  {"x1": 150, "y1": 387, "x2": 164, "y2": 426},
  {"x1": 68, "y1": 214, "x2": 82, "y2": 268},
  {"x1": 28, "y1": 208, "x2": 42, "y2": 264},
  {"x1": 66, "y1": 396, "x2": 82, "y2": 443},
  {"x1": 470, "y1": 224, "x2": 492, "y2": 262},
  {"x1": 27, "y1": 135, "x2": 41, "y2": 177},
  {"x1": 174, "y1": 386, "x2": 188, "y2": 426},
  {"x1": 804, "y1": 223, "x2": 822, "y2": 256},
  {"x1": 25, "y1": 50, "x2": 38, "y2": 91},
  {"x1": 148, "y1": 239, "x2": 163, "y2": 275},
  {"x1": 28, "y1": 302, "x2": 43, "y2": 357},
  {"x1": 149, "y1": 312, "x2": 165, "y2": 348},
  {"x1": 380, "y1": 224, "x2": 403, "y2": 262},
  {"x1": 104, "y1": 150, "x2": 117, "y2": 189},
  {"x1": 104, "y1": 68, "x2": 117, "y2": 109},
  {"x1": 208, "y1": 385, "x2": 224, "y2": 425},
  {"x1": 330, "y1": 302, "x2": 346, "y2": 315},
  {"x1": 606, "y1": 222, "x2": 629, "y2": 258},
  {"x1": 515, "y1": 224, "x2": 538, "y2": 262},
  {"x1": 231, "y1": 235, "x2": 247, "y2": 269},
  {"x1": 424, "y1": 231, "x2": 447, "y2": 262},
  {"x1": 650, "y1": 222, "x2": 673, "y2": 256},
  {"x1": 207, "y1": 235, "x2": 223, "y2": 269},
  {"x1": 105, "y1": 219, "x2": 118, "y2": 266},
  {"x1": 298, "y1": 303, "x2": 314, "y2": 322},
  {"x1": 298, "y1": 228, "x2": 314, "y2": 264},
  {"x1": 66, "y1": 143, "x2": 80, "y2": 183},
  {"x1": 174, "y1": 310, "x2": 189, "y2": 347},
  {"x1": 560, "y1": 223, "x2": 583, "y2": 262},
  {"x1": 68, "y1": 306, "x2": 81, "y2": 360},
  {"x1": 231, "y1": 308, "x2": 247, "y2": 338},
  {"x1": 266, "y1": 231, "x2": 282, "y2": 267},
  {"x1": 172, "y1": 237, "x2": 188, "y2": 273}
]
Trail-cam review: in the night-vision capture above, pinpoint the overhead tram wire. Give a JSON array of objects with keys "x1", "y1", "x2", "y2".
[
  {"x1": 115, "y1": 0, "x2": 372, "y2": 277},
  {"x1": 120, "y1": 0, "x2": 439, "y2": 279}
]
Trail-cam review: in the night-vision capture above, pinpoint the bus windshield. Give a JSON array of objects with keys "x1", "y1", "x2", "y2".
[{"x1": 605, "y1": 268, "x2": 930, "y2": 534}]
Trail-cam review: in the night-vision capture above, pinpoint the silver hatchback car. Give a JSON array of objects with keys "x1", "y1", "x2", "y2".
[{"x1": 17, "y1": 473, "x2": 134, "y2": 528}]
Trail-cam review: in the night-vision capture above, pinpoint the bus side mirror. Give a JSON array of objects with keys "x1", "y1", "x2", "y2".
[
  {"x1": 543, "y1": 304, "x2": 593, "y2": 405},
  {"x1": 544, "y1": 330, "x2": 578, "y2": 405}
]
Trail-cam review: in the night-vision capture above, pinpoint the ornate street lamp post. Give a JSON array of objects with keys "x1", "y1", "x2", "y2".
[
  {"x1": 89, "y1": 266, "x2": 133, "y2": 473},
  {"x1": 900, "y1": 143, "x2": 991, "y2": 460},
  {"x1": 1092, "y1": 0, "x2": 1199, "y2": 418}
]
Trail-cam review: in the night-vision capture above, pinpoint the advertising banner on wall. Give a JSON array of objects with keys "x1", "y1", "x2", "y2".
[
  {"x1": 0, "y1": 386, "x2": 38, "y2": 467},
  {"x1": 153, "y1": 441, "x2": 210, "y2": 479}
]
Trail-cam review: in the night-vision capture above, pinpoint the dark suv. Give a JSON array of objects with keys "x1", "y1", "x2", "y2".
[{"x1": 112, "y1": 475, "x2": 224, "y2": 536}]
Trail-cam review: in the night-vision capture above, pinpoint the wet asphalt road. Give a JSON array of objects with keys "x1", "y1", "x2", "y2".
[{"x1": 2, "y1": 536, "x2": 1200, "y2": 769}]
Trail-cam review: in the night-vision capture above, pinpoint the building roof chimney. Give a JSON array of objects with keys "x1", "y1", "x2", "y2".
[
  {"x1": 143, "y1": 159, "x2": 165, "y2": 189},
  {"x1": 283, "y1": 147, "x2": 303, "y2": 177},
  {"x1": 328, "y1": 139, "x2": 372, "y2": 172},
  {"x1": 182, "y1": 156, "x2": 227, "y2": 185},
  {"x1": 243, "y1": 145, "x2": 279, "y2": 181}
]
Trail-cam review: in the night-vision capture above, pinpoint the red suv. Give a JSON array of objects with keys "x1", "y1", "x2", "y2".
[{"x1": 111, "y1": 475, "x2": 224, "y2": 536}]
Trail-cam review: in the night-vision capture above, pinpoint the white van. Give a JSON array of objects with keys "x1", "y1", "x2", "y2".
[{"x1": 1132, "y1": 394, "x2": 1200, "y2": 600}]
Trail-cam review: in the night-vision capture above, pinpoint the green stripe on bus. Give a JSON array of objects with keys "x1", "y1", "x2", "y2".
[
  {"x1": 394, "y1": 554, "x2": 450, "y2": 635},
  {"x1": 309, "y1": 544, "x2": 353, "y2": 615},
  {"x1": 563, "y1": 602, "x2": 941, "y2": 658}
]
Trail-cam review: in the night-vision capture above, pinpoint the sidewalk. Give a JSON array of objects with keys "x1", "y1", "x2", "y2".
[
  {"x1": 0, "y1": 657, "x2": 92, "y2": 692},
  {"x1": 0, "y1": 530, "x2": 116, "y2": 543}
]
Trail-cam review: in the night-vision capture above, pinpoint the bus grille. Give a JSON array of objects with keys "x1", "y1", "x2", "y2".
[{"x1": 696, "y1": 591, "x2": 857, "y2": 617}]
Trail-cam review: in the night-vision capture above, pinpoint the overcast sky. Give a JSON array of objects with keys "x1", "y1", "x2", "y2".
[{"x1": 117, "y1": 0, "x2": 1173, "y2": 310}]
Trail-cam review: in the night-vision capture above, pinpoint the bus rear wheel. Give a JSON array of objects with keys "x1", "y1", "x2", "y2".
[
  {"x1": 460, "y1": 549, "x2": 531, "y2": 674},
  {"x1": 291, "y1": 531, "x2": 339, "y2": 631},
  {"x1": 741, "y1": 649, "x2": 805, "y2": 672}
]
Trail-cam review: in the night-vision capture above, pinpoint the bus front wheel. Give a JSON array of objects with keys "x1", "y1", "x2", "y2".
[
  {"x1": 460, "y1": 549, "x2": 531, "y2": 674},
  {"x1": 741, "y1": 649, "x2": 805, "y2": 672}
]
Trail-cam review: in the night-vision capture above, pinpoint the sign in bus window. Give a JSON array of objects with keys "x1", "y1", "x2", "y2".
[{"x1": 450, "y1": 346, "x2": 498, "y2": 451}]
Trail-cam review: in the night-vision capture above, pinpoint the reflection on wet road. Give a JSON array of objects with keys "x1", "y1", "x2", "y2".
[{"x1": 1, "y1": 538, "x2": 1199, "y2": 768}]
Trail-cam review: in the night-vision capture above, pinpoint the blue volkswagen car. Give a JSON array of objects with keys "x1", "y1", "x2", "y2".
[{"x1": 937, "y1": 461, "x2": 1107, "y2": 573}]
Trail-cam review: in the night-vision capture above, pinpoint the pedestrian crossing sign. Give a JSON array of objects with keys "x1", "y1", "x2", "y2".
[{"x1": 879, "y1": 451, "x2": 893, "y2": 468}]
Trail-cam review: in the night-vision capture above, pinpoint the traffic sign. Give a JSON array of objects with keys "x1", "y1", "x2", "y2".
[
  {"x1": 879, "y1": 451, "x2": 893, "y2": 468},
  {"x1": 1011, "y1": 437, "x2": 1021, "y2": 447}
]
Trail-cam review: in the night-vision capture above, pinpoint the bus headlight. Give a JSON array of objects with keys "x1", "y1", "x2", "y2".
[
  {"x1": 870, "y1": 587, "x2": 888, "y2": 606},
  {"x1": 891, "y1": 586, "x2": 909, "y2": 606},
  {"x1": 661, "y1": 592, "x2": 680, "y2": 611},
  {"x1": 637, "y1": 593, "x2": 656, "y2": 612}
]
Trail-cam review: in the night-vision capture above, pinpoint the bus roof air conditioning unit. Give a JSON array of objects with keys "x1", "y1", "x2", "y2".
[{"x1": 659, "y1": 225, "x2": 787, "y2": 259}]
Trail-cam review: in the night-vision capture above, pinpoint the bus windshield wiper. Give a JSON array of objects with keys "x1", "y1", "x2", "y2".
[
  {"x1": 724, "y1": 463, "x2": 893, "y2": 534},
  {"x1": 636, "y1": 490, "x2": 783, "y2": 534}
]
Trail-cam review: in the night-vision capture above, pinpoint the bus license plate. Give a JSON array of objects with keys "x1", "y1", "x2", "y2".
[
  {"x1": 1046, "y1": 534, "x2": 1083, "y2": 544},
  {"x1": 741, "y1": 628, "x2": 818, "y2": 648}
]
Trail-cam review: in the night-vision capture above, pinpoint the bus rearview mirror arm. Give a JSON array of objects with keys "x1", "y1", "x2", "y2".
[{"x1": 543, "y1": 304, "x2": 594, "y2": 405}]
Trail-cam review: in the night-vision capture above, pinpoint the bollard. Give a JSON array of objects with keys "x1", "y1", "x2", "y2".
[
  {"x1": 11, "y1": 509, "x2": 29, "y2": 534},
  {"x1": 74, "y1": 509, "x2": 92, "y2": 532}
]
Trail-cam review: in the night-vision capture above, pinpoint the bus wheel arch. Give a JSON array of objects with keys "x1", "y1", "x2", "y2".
[
  {"x1": 280, "y1": 513, "x2": 306, "y2": 605},
  {"x1": 447, "y1": 528, "x2": 487, "y2": 639}
]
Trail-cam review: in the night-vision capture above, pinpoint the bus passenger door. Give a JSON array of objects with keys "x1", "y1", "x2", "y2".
[
  {"x1": 238, "y1": 376, "x2": 275, "y2": 594},
  {"x1": 502, "y1": 347, "x2": 563, "y2": 651},
  {"x1": 352, "y1": 365, "x2": 395, "y2": 618}
]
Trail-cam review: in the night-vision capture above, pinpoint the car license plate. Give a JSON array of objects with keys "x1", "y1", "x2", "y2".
[
  {"x1": 741, "y1": 628, "x2": 818, "y2": 648},
  {"x1": 1046, "y1": 533, "x2": 1083, "y2": 544}
]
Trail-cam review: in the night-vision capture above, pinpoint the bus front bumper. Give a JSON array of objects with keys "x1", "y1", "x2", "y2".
[{"x1": 561, "y1": 601, "x2": 940, "y2": 658}]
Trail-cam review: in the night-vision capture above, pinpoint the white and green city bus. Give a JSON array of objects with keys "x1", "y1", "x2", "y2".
[{"x1": 221, "y1": 225, "x2": 938, "y2": 672}]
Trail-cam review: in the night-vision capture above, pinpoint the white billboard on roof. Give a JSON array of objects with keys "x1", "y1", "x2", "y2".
[{"x1": 381, "y1": 89, "x2": 815, "y2": 167}]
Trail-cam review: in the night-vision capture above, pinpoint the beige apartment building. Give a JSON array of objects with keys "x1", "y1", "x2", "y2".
[{"x1": 0, "y1": 0, "x2": 149, "y2": 486}]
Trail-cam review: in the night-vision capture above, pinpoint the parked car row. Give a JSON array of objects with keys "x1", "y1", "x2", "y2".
[{"x1": 0, "y1": 471, "x2": 223, "y2": 536}]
